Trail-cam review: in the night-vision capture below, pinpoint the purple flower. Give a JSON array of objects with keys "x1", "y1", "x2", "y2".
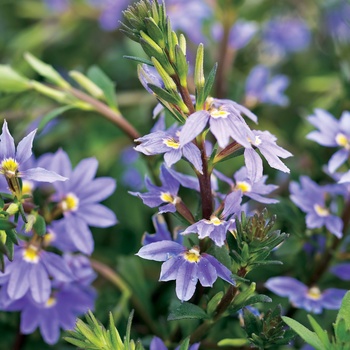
[
  {"x1": 262, "y1": 17, "x2": 311, "y2": 57},
  {"x1": 150, "y1": 336, "x2": 200, "y2": 350},
  {"x1": 137, "y1": 241, "x2": 235, "y2": 301},
  {"x1": 325, "y1": 1, "x2": 350, "y2": 44},
  {"x1": 331, "y1": 263, "x2": 350, "y2": 280},
  {"x1": 142, "y1": 214, "x2": 183, "y2": 245},
  {"x1": 212, "y1": 20, "x2": 258, "y2": 50},
  {"x1": 215, "y1": 167, "x2": 278, "y2": 204},
  {"x1": 138, "y1": 64, "x2": 165, "y2": 94},
  {"x1": 307, "y1": 109, "x2": 350, "y2": 173},
  {"x1": 290, "y1": 176, "x2": 343, "y2": 238},
  {"x1": 245, "y1": 65, "x2": 290, "y2": 107},
  {"x1": 265, "y1": 277, "x2": 346, "y2": 314},
  {"x1": 0, "y1": 120, "x2": 67, "y2": 190},
  {"x1": 181, "y1": 191, "x2": 242, "y2": 247},
  {"x1": 0, "y1": 244, "x2": 73, "y2": 304},
  {"x1": 135, "y1": 125, "x2": 203, "y2": 173},
  {"x1": 44, "y1": 149, "x2": 117, "y2": 255},
  {"x1": 1, "y1": 283, "x2": 95, "y2": 344},
  {"x1": 130, "y1": 165, "x2": 180, "y2": 214}
]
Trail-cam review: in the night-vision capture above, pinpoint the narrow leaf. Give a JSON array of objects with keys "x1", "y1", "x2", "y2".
[
  {"x1": 38, "y1": 105, "x2": 75, "y2": 133},
  {"x1": 168, "y1": 301, "x2": 209, "y2": 320}
]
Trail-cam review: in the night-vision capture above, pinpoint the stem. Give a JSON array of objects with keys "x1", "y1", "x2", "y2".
[
  {"x1": 68, "y1": 87, "x2": 140, "y2": 142},
  {"x1": 12, "y1": 329, "x2": 26, "y2": 350},
  {"x1": 90, "y1": 259, "x2": 161, "y2": 337}
]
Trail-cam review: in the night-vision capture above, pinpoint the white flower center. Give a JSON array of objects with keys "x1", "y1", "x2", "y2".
[
  {"x1": 210, "y1": 109, "x2": 229, "y2": 119},
  {"x1": 160, "y1": 192, "x2": 176, "y2": 203},
  {"x1": 184, "y1": 247, "x2": 201, "y2": 263},
  {"x1": 314, "y1": 204, "x2": 329, "y2": 217},
  {"x1": 235, "y1": 181, "x2": 252, "y2": 193},
  {"x1": 307, "y1": 286, "x2": 321, "y2": 300},
  {"x1": 23, "y1": 245, "x2": 40, "y2": 264},
  {"x1": 45, "y1": 296, "x2": 57, "y2": 308},
  {"x1": 335, "y1": 133, "x2": 350, "y2": 149},
  {"x1": 0, "y1": 158, "x2": 19, "y2": 178},
  {"x1": 61, "y1": 193, "x2": 79, "y2": 212},
  {"x1": 163, "y1": 138, "x2": 180, "y2": 149}
]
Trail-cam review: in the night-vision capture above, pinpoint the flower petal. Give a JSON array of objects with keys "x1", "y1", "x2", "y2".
[
  {"x1": 0, "y1": 120, "x2": 16, "y2": 159},
  {"x1": 175, "y1": 260, "x2": 198, "y2": 301},
  {"x1": 22, "y1": 167, "x2": 67, "y2": 182},
  {"x1": 16, "y1": 129, "x2": 37, "y2": 164},
  {"x1": 137, "y1": 241, "x2": 185, "y2": 261},
  {"x1": 179, "y1": 111, "x2": 209, "y2": 145}
]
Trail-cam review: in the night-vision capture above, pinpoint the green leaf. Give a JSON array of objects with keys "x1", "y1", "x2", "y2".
[
  {"x1": 38, "y1": 105, "x2": 75, "y2": 133},
  {"x1": 307, "y1": 315, "x2": 331, "y2": 347},
  {"x1": 334, "y1": 318, "x2": 350, "y2": 343},
  {"x1": 108, "y1": 312, "x2": 124, "y2": 349},
  {"x1": 336, "y1": 291, "x2": 350, "y2": 331},
  {"x1": 203, "y1": 62, "x2": 218, "y2": 101},
  {"x1": 24, "y1": 52, "x2": 70, "y2": 88},
  {"x1": 178, "y1": 337, "x2": 190, "y2": 350},
  {"x1": 207, "y1": 292, "x2": 224, "y2": 316},
  {"x1": 0, "y1": 65, "x2": 31, "y2": 93},
  {"x1": 218, "y1": 338, "x2": 249, "y2": 347},
  {"x1": 168, "y1": 300, "x2": 209, "y2": 320},
  {"x1": 175, "y1": 44, "x2": 188, "y2": 87},
  {"x1": 0, "y1": 219, "x2": 16, "y2": 231},
  {"x1": 123, "y1": 55, "x2": 154, "y2": 66},
  {"x1": 33, "y1": 215, "x2": 46, "y2": 237},
  {"x1": 147, "y1": 84, "x2": 180, "y2": 105},
  {"x1": 282, "y1": 316, "x2": 325, "y2": 350},
  {"x1": 87, "y1": 65, "x2": 117, "y2": 109}
]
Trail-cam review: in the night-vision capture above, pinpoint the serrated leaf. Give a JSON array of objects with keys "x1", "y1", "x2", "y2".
[
  {"x1": 87, "y1": 65, "x2": 117, "y2": 109},
  {"x1": 218, "y1": 338, "x2": 249, "y2": 347},
  {"x1": 0, "y1": 65, "x2": 31, "y2": 93},
  {"x1": 38, "y1": 105, "x2": 75, "y2": 133},
  {"x1": 168, "y1": 300, "x2": 209, "y2": 320},
  {"x1": 24, "y1": 52, "x2": 70, "y2": 88},
  {"x1": 282, "y1": 316, "x2": 325, "y2": 350}
]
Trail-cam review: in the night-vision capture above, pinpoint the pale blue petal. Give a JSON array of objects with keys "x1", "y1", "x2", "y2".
[
  {"x1": 179, "y1": 111, "x2": 209, "y2": 145},
  {"x1": 79, "y1": 177, "x2": 116, "y2": 203},
  {"x1": 204, "y1": 254, "x2": 235, "y2": 285},
  {"x1": 137, "y1": 241, "x2": 185, "y2": 261},
  {"x1": 22, "y1": 167, "x2": 67, "y2": 182},
  {"x1": 328, "y1": 148, "x2": 349, "y2": 173},
  {"x1": 176, "y1": 260, "x2": 198, "y2": 301},
  {"x1": 70, "y1": 158, "x2": 98, "y2": 192},
  {"x1": 160, "y1": 256, "x2": 184, "y2": 281},
  {"x1": 16, "y1": 129, "x2": 36, "y2": 164},
  {"x1": 78, "y1": 204, "x2": 118, "y2": 227},
  {"x1": 197, "y1": 258, "x2": 217, "y2": 287},
  {"x1": 244, "y1": 148, "x2": 263, "y2": 182},
  {"x1": 222, "y1": 191, "x2": 242, "y2": 218},
  {"x1": 265, "y1": 277, "x2": 307, "y2": 297},
  {"x1": 0, "y1": 120, "x2": 15, "y2": 159},
  {"x1": 182, "y1": 143, "x2": 203, "y2": 173},
  {"x1": 29, "y1": 263, "x2": 51, "y2": 303}
]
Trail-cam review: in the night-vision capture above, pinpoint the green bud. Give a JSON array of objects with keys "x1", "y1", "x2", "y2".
[
  {"x1": 144, "y1": 17, "x2": 165, "y2": 48},
  {"x1": 30, "y1": 81, "x2": 69, "y2": 103},
  {"x1": 69, "y1": 71, "x2": 104, "y2": 99},
  {"x1": 5, "y1": 203, "x2": 19, "y2": 215},
  {"x1": 25, "y1": 214, "x2": 36, "y2": 233},
  {"x1": 0, "y1": 231, "x2": 6, "y2": 245},
  {"x1": 0, "y1": 65, "x2": 31, "y2": 93},
  {"x1": 194, "y1": 43, "x2": 205, "y2": 89},
  {"x1": 24, "y1": 52, "x2": 70, "y2": 88},
  {"x1": 33, "y1": 214, "x2": 46, "y2": 237},
  {"x1": 179, "y1": 34, "x2": 187, "y2": 56},
  {"x1": 151, "y1": 57, "x2": 177, "y2": 91},
  {"x1": 175, "y1": 45, "x2": 188, "y2": 87}
]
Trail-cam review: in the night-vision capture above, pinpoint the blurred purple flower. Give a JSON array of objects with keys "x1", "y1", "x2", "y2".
[
  {"x1": 135, "y1": 125, "x2": 203, "y2": 173},
  {"x1": 150, "y1": 336, "x2": 200, "y2": 350},
  {"x1": 181, "y1": 191, "x2": 242, "y2": 246},
  {"x1": 325, "y1": 1, "x2": 350, "y2": 44},
  {"x1": 137, "y1": 241, "x2": 235, "y2": 301},
  {"x1": 0, "y1": 120, "x2": 67, "y2": 186},
  {"x1": 245, "y1": 65, "x2": 290, "y2": 107},
  {"x1": 331, "y1": 263, "x2": 350, "y2": 280},
  {"x1": 262, "y1": 17, "x2": 311, "y2": 57},
  {"x1": 290, "y1": 176, "x2": 343, "y2": 238},
  {"x1": 212, "y1": 20, "x2": 258, "y2": 50},
  {"x1": 0, "y1": 245, "x2": 73, "y2": 304},
  {"x1": 130, "y1": 165, "x2": 180, "y2": 214},
  {"x1": 307, "y1": 109, "x2": 350, "y2": 174},
  {"x1": 265, "y1": 277, "x2": 346, "y2": 314},
  {"x1": 44, "y1": 149, "x2": 117, "y2": 255},
  {"x1": 138, "y1": 64, "x2": 164, "y2": 94}
]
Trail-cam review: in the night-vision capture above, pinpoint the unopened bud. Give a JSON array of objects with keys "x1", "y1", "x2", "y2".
[
  {"x1": 6, "y1": 203, "x2": 19, "y2": 215},
  {"x1": 25, "y1": 214, "x2": 36, "y2": 233}
]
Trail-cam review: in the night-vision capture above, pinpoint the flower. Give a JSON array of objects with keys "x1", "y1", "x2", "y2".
[
  {"x1": 324, "y1": 1, "x2": 350, "y2": 44},
  {"x1": 214, "y1": 166, "x2": 279, "y2": 204},
  {"x1": 142, "y1": 214, "x2": 183, "y2": 245},
  {"x1": 137, "y1": 241, "x2": 235, "y2": 301},
  {"x1": 211, "y1": 20, "x2": 258, "y2": 50},
  {"x1": 135, "y1": 125, "x2": 203, "y2": 173},
  {"x1": 0, "y1": 244, "x2": 73, "y2": 304},
  {"x1": 265, "y1": 277, "x2": 346, "y2": 314},
  {"x1": 290, "y1": 176, "x2": 343, "y2": 238},
  {"x1": 150, "y1": 336, "x2": 200, "y2": 350},
  {"x1": 181, "y1": 191, "x2": 242, "y2": 247},
  {"x1": 307, "y1": 109, "x2": 350, "y2": 173},
  {"x1": 245, "y1": 65, "x2": 290, "y2": 107},
  {"x1": 0, "y1": 120, "x2": 67, "y2": 195},
  {"x1": 331, "y1": 263, "x2": 350, "y2": 280},
  {"x1": 43, "y1": 149, "x2": 117, "y2": 255},
  {"x1": 130, "y1": 165, "x2": 181, "y2": 214}
]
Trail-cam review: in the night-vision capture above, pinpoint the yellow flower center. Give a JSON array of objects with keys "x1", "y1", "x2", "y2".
[
  {"x1": 45, "y1": 296, "x2": 57, "y2": 308},
  {"x1": 335, "y1": 133, "x2": 350, "y2": 149},
  {"x1": 160, "y1": 192, "x2": 175, "y2": 203},
  {"x1": 314, "y1": 204, "x2": 329, "y2": 217},
  {"x1": 163, "y1": 138, "x2": 180, "y2": 149},
  {"x1": 235, "y1": 181, "x2": 252, "y2": 193},
  {"x1": 23, "y1": 245, "x2": 40, "y2": 263},
  {"x1": 210, "y1": 109, "x2": 229, "y2": 119},
  {"x1": 43, "y1": 231, "x2": 55, "y2": 246},
  {"x1": 0, "y1": 158, "x2": 19, "y2": 178},
  {"x1": 247, "y1": 135, "x2": 262, "y2": 146},
  {"x1": 209, "y1": 216, "x2": 222, "y2": 226},
  {"x1": 61, "y1": 193, "x2": 79, "y2": 212},
  {"x1": 307, "y1": 286, "x2": 322, "y2": 300},
  {"x1": 22, "y1": 180, "x2": 34, "y2": 195},
  {"x1": 184, "y1": 247, "x2": 201, "y2": 263}
]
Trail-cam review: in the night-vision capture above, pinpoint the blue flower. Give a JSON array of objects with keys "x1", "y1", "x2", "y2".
[
  {"x1": 137, "y1": 241, "x2": 235, "y2": 301},
  {"x1": 150, "y1": 336, "x2": 200, "y2": 350},
  {"x1": 331, "y1": 263, "x2": 350, "y2": 281},
  {"x1": 325, "y1": 1, "x2": 350, "y2": 44},
  {"x1": 245, "y1": 65, "x2": 290, "y2": 107},
  {"x1": 265, "y1": 277, "x2": 346, "y2": 314},
  {"x1": 290, "y1": 176, "x2": 344, "y2": 238},
  {"x1": 307, "y1": 109, "x2": 350, "y2": 174}
]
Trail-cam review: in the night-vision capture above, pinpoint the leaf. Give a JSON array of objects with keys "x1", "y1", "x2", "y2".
[
  {"x1": 168, "y1": 300, "x2": 209, "y2": 320},
  {"x1": 282, "y1": 316, "x2": 325, "y2": 350},
  {"x1": 307, "y1": 315, "x2": 331, "y2": 347},
  {"x1": 336, "y1": 291, "x2": 350, "y2": 331},
  {"x1": 0, "y1": 219, "x2": 16, "y2": 231},
  {"x1": 33, "y1": 215, "x2": 46, "y2": 236},
  {"x1": 38, "y1": 105, "x2": 75, "y2": 133},
  {"x1": 24, "y1": 52, "x2": 70, "y2": 88},
  {"x1": 217, "y1": 338, "x2": 249, "y2": 347},
  {"x1": 0, "y1": 65, "x2": 31, "y2": 93},
  {"x1": 147, "y1": 84, "x2": 179, "y2": 105},
  {"x1": 123, "y1": 55, "x2": 154, "y2": 66},
  {"x1": 207, "y1": 292, "x2": 224, "y2": 316},
  {"x1": 203, "y1": 62, "x2": 218, "y2": 100},
  {"x1": 178, "y1": 337, "x2": 190, "y2": 350},
  {"x1": 87, "y1": 65, "x2": 117, "y2": 109}
]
